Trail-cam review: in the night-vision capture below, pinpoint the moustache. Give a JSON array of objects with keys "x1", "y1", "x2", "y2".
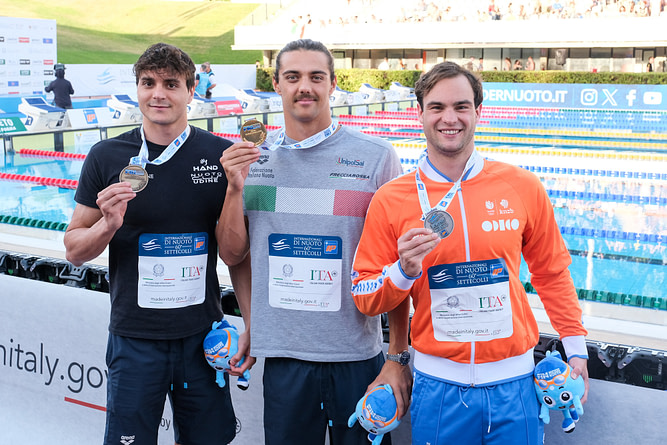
[{"x1": 295, "y1": 95, "x2": 317, "y2": 102}]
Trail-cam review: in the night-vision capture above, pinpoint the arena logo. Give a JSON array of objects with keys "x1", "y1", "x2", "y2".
[
  {"x1": 119, "y1": 435, "x2": 135, "y2": 445},
  {"x1": 481, "y1": 219, "x2": 520, "y2": 232}
]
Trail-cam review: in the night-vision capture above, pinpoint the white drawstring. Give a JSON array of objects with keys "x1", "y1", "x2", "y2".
[{"x1": 457, "y1": 385, "x2": 492, "y2": 433}]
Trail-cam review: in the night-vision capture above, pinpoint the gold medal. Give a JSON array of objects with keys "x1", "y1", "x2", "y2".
[
  {"x1": 240, "y1": 118, "x2": 267, "y2": 146},
  {"x1": 119, "y1": 164, "x2": 149, "y2": 192}
]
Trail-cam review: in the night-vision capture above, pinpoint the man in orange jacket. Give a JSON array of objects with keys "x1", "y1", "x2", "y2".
[{"x1": 351, "y1": 61, "x2": 589, "y2": 445}]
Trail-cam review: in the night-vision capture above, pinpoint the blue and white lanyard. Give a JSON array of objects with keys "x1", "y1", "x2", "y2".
[
  {"x1": 129, "y1": 124, "x2": 191, "y2": 168},
  {"x1": 263, "y1": 121, "x2": 338, "y2": 151},
  {"x1": 415, "y1": 150, "x2": 482, "y2": 220}
]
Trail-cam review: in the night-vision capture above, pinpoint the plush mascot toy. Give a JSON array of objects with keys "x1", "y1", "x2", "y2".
[
  {"x1": 347, "y1": 384, "x2": 400, "y2": 444},
  {"x1": 203, "y1": 319, "x2": 250, "y2": 390},
  {"x1": 534, "y1": 350, "x2": 585, "y2": 433}
]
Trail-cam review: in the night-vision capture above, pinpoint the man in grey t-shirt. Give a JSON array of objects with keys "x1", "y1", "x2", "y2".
[{"x1": 218, "y1": 39, "x2": 412, "y2": 445}]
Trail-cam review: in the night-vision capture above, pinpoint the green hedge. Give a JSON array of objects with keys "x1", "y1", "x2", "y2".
[
  {"x1": 256, "y1": 68, "x2": 667, "y2": 91},
  {"x1": 478, "y1": 71, "x2": 667, "y2": 85},
  {"x1": 256, "y1": 68, "x2": 422, "y2": 91}
]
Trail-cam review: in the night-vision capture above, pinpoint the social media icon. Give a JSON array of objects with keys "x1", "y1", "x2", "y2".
[
  {"x1": 643, "y1": 92, "x2": 662, "y2": 105},
  {"x1": 601, "y1": 89, "x2": 618, "y2": 106},
  {"x1": 580, "y1": 89, "x2": 597, "y2": 106}
]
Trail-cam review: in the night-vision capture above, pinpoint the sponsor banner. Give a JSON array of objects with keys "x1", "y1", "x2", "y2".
[
  {"x1": 0, "y1": 116, "x2": 26, "y2": 133},
  {"x1": 66, "y1": 107, "x2": 113, "y2": 128},
  {"x1": 215, "y1": 99, "x2": 244, "y2": 116},
  {"x1": 0, "y1": 274, "x2": 263, "y2": 444},
  {"x1": 0, "y1": 17, "x2": 57, "y2": 97},
  {"x1": 53, "y1": 65, "x2": 256, "y2": 99},
  {"x1": 483, "y1": 82, "x2": 666, "y2": 111}
]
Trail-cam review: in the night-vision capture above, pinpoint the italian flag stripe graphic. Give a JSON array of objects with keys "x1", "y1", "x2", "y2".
[{"x1": 245, "y1": 185, "x2": 373, "y2": 218}]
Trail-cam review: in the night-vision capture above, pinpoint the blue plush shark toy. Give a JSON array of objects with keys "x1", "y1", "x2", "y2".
[
  {"x1": 203, "y1": 319, "x2": 250, "y2": 390},
  {"x1": 533, "y1": 350, "x2": 585, "y2": 433},
  {"x1": 347, "y1": 384, "x2": 400, "y2": 444}
]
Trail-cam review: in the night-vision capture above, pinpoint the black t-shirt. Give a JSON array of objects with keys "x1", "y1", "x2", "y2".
[
  {"x1": 44, "y1": 78, "x2": 74, "y2": 108},
  {"x1": 75, "y1": 126, "x2": 232, "y2": 339}
]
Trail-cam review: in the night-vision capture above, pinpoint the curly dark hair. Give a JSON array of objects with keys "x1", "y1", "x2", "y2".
[
  {"x1": 133, "y1": 43, "x2": 196, "y2": 90},
  {"x1": 415, "y1": 61, "x2": 483, "y2": 109}
]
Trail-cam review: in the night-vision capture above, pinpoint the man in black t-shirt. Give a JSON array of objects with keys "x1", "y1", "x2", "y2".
[
  {"x1": 44, "y1": 64, "x2": 74, "y2": 108},
  {"x1": 64, "y1": 43, "x2": 253, "y2": 445}
]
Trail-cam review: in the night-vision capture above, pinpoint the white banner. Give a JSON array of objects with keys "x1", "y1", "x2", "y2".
[
  {"x1": 0, "y1": 274, "x2": 265, "y2": 444},
  {"x1": 0, "y1": 17, "x2": 57, "y2": 97},
  {"x1": 61, "y1": 64, "x2": 257, "y2": 99}
]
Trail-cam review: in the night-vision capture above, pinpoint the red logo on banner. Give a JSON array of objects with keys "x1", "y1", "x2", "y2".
[
  {"x1": 215, "y1": 100, "x2": 244, "y2": 116},
  {"x1": 44, "y1": 59, "x2": 54, "y2": 65},
  {"x1": 19, "y1": 37, "x2": 30, "y2": 43}
]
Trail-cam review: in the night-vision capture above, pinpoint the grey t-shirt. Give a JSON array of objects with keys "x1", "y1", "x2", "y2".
[{"x1": 244, "y1": 125, "x2": 402, "y2": 362}]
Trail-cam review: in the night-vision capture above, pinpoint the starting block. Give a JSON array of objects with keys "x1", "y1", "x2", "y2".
[
  {"x1": 330, "y1": 86, "x2": 349, "y2": 106},
  {"x1": 235, "y1": 89, "x2": 271, "y2": 114},
  {"x1": 389, "y1": 82, "x2": 415, "y2": 100},
  {"x1": 18, "y1": 97, "x2": 70, "y2": 132},
  {"x1": 359, "y1": 83, "x2": 385, "y2": 103},
  {"x1": 187, "y1": 93, "x2": 217, "y2": 120},
  {"x1": 330, "y1": 86, "x2": 365, "y2": 107},
  {"x1": 106, "y1": 94, "x2": 143, "y2": 125}
]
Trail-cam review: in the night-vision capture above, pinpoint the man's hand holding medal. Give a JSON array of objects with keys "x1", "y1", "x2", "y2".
[{"x1": 220, "y1": 119, "x2": 266, "y2": 192}]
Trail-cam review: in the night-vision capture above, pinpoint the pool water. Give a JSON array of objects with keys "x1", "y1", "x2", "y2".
[
  {"x1": 391, "y1": 139, "x2": 665, "y2": 303},
  {"x1": 1, "y1": 130, "x2": 665, "y2": 303},
  {"x1": 0, "y1": 155, "x2": 82, "y2": 225}
]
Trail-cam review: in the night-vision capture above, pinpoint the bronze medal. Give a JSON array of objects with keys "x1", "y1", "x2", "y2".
[
  {"x1": 424, "y1": 209, "x2": 455, "y2": 239},
  {"x1": 240, "y1": 118, "x2": 267, "y2": 146},
  {"x1": 119, "y1": 164, "x2": 149, "y2": 192}
]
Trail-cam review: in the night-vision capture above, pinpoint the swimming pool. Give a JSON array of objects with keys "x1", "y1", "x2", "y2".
[
  {"x1": 1, "y1": 116, "x2": 665, "y2": 306},
  {"x1": 0, "y1": 150, "x2": 82, "y2": 228},
  {"x1": 390, "y1": 141, "x2": 667, "y2": 303}
]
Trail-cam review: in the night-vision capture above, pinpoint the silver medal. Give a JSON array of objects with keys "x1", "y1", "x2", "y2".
[
  {"x1": 423, "y1": 209, "x2": 454, "y2": 239},
  {"x1": 119, "y1": 164, "x2": 149, "y2": 192}
]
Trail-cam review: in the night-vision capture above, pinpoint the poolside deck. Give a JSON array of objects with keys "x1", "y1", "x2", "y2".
[{"x1": 1, "y1": 222, "x2": 664, "y2": 352}]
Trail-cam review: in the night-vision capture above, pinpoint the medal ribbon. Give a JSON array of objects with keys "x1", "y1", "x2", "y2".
[
  {"x1": 415, "y1": 150, "x2": 483, "y2": 220},
  {"x1": 263, "y1": 121, "x2": 338, "y2": 151},
  {"x1": 129, "y1": 125, "x2": 191, "y2": 168}
]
